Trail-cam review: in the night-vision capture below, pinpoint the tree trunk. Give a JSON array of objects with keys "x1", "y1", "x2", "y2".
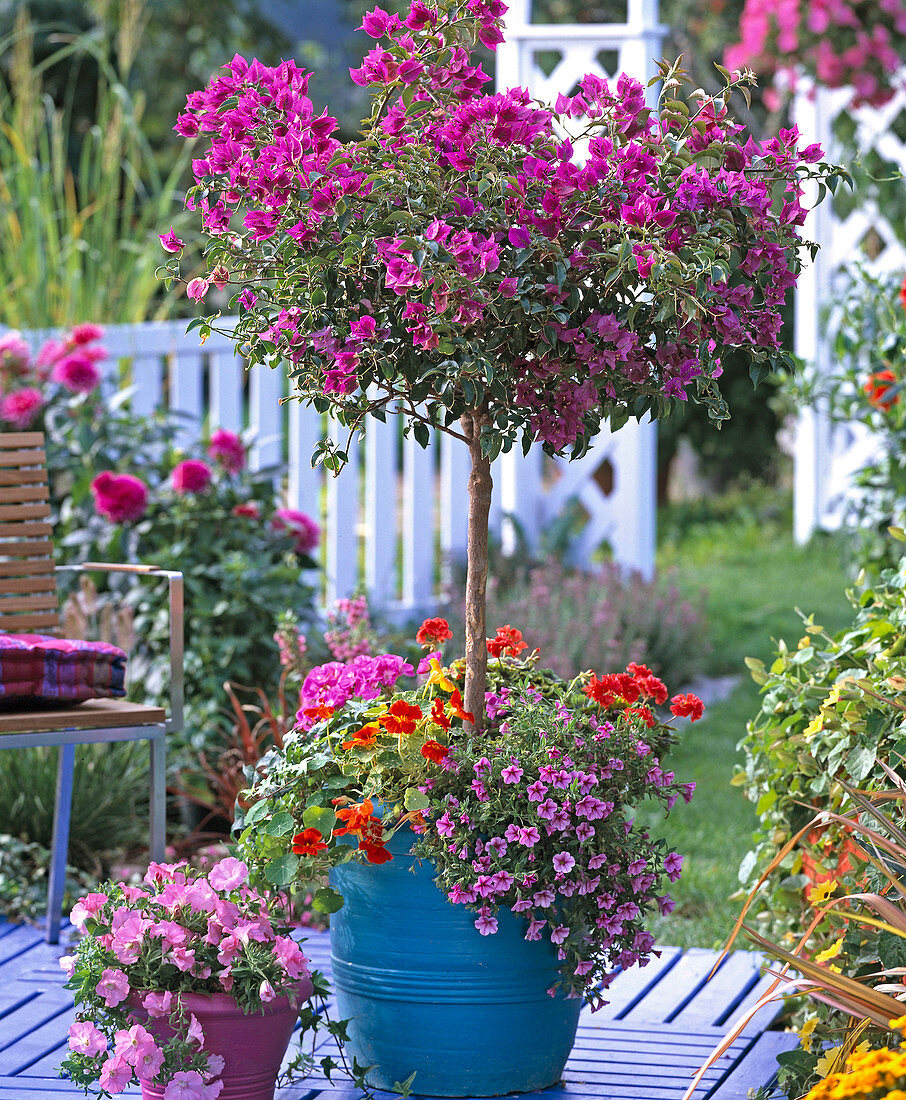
[{"x1": 462, "y1": 410, "x2": 492, "y2": 732}]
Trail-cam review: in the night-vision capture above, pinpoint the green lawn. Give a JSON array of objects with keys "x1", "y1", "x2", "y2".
[{"x1": 644, "y1": 489, "x2": 856, "y2": 948}]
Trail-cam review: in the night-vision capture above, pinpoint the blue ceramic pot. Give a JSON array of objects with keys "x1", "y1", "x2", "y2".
[{"x1": 329, "y1": 828, "x2": 582, "y2": 1096}]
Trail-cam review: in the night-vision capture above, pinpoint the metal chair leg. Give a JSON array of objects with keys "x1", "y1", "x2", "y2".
[
  {"x1": 149, "y1": 731, "x2": 166, "y2": 863},
  {"x1": 46, "y1": 742, "x2": 76, "y2": 944}
]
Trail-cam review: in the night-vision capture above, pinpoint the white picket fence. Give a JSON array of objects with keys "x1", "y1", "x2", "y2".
[{"x1": 79, "y1": 318, "x2": 655, "y2": 620}]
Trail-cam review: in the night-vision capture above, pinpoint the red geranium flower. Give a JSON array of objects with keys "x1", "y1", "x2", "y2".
[
  {"x1": 486, "y1": 624, "x2": 528, "y2": 658},
  {"x1": 421, "y1": 739, "x2": 449, "y2": 764},
  {"x1": 900, "y1": 273, "x2": 906, "y2": 313},
  {"x1": 416, "y1": 616, "x2": 453, "y2": 646},
  {"x1": 865, "y1": 368, "x2": 900, "y2": 411},
  {"x1": 670, "y1": 693, "x2": 705, "y2": 722},
  {"x1": 292, "y1": 827, "x2": 327, "y2": 855}
]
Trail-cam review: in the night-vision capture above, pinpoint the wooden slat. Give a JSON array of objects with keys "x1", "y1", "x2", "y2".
[
  {"x1": 0, "y1": 469, "x2": 48, "y2": 486},
  {"x1": 0, "y1": 698, "x2": 165, "y2": 733},
  {"x1": 0, "y1": 611, "x2": 59, "y2": 631},
  {"x1": 0, "y1": 503, "x2": 50, "y2": 521},
  {"x1": 0, "y1": 521, "x2": 52, "y2": 539},
  {"x1": 0, "y1": 576, "x2": 56, "y2": 595},
  {"x1": 0, "y1": 539, "x2": 55, "y2": 559},
  {"x1": 0, "y1": 560, "x2": 56, "y2": 578},
  {"x1": 0, "y1": 485, "x2": 48, "y2": 504},
  {"x1": 0, "y1": 594, "x2": 58, "y2": 613},
  {"x1": 0, "y1": 432, "x2": 45, "y2": 448},
  {"x1": 0, "y1": 448, "x2": 46, "y2": 469}
]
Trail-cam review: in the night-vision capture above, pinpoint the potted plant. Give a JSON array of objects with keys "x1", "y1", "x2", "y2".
[
  {"x1": 168, "y1": 0, "x2": 845, "y2": 730},
  {"x1": 238, "y1": 617, "x2": 699, "y2": 1094},
  {"x1": 59, "y1": 857, "x2": 314, "y2": 1100}
]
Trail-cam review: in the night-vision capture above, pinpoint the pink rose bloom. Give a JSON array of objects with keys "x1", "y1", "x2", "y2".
[
  {"x1": 67, "y1": 322, "x2": 105, "y2": 345},
  {"x1": 232, "y1": 501, "x2": 260, "y2": 519},
  {"x1": 171, "y1": 459, "x2": 212, "y2": 494},
  {"x1": 91, "y1": 472, "x2": 149, "y2": 523},
  {"x1": 0, "y1": 387, "x2": 43, "y2": 428},
  {"x1": 207, "y1": 429, "x2": 246, "y2": 474},
  {"x1": 52, "y1": 352, "x2": 102, "y2": 393},
  {"x1": 272, "y1": 507, "x2": 320, "y2": 555}
]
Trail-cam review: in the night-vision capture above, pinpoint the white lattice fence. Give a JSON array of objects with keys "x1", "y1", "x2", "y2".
[
  {"x1": 794, "y1": 75, "x2": 906, "y2": 542},
  {"x1": 494, "y1": 0, "x2": 665, "y2": 576}
]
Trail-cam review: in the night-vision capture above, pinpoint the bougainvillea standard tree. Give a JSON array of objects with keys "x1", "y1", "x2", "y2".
[{"x1": 169, "y1": 0, "x2": 844, "y2": 727}]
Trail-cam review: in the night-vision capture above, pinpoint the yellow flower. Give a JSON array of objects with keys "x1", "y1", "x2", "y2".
[
  {"x1": 813, "y1": 1041, "x2": 871, "y2": 1081},
  {"x1": 425, "y1": 658, "x2": 455, "y2": 694},
  {"x1": 799, "y1": 1015, "x2": 818, "y2": 1052},
  {"x1": 815, "y1": 935, "x2": 845, "y2": 964},
  {"x1": 891, "y1": 1015, "x2": 906, "y2": 1033},
  {"x1": 798, "y1": 635, "x2": 811, "y2": 649},
  {"x1": 808, "y1": 880, "x2": 838, "y2": 906}
]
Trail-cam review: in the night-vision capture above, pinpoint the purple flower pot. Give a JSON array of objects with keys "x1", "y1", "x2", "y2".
[{"x1": 134, "y1": 983, "x2": 311, "y2": 1100}]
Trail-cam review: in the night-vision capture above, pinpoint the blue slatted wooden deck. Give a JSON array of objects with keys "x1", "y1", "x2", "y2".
[{"x1": 0, "y1": 918, "x2": 796, "y2": 1099}]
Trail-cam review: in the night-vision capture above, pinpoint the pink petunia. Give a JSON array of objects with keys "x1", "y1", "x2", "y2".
[
  {"x1": 474, "y1": 910, "x2": 499, "y2": 936},
  {"x1": 68, "y1": 1020, "x2": 108, "y2": 1057},
  {"x1": 171, "y1": 459, "x2": 213, "y2": 494},
  {"x1": 95, "y1": 967, "x2": 130, "y2": 1008},
  {"x1": 207, "y1": 857, "x2": 248, "y2": 892},
  {"x1": 0, "y1": 387, "x2": 43, "y2": 428},
  {"x1": 98, "y1": 1053, "x2": 133, "y2": 1093},
  {"x1": 163, "y1": 1070, "x2": 223, "y2": 1099},
  {"x1": 91, "y1": 472, "x2": 149, "y2": 523},
  {"x1": 552, "y1": 851, "x2": 576, "y2": 874}
]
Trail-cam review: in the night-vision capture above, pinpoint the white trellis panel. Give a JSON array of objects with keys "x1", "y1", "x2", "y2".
[
  {"x1": 794, "y1": 74, "x2": 906, "y2": 542},
  {"x1": 494, "y1": 0, "x2": 665, "y2": 578}
]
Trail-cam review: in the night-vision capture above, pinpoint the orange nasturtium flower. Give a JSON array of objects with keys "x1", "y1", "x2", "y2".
[
  {"x1": 430, "y1": 696, "x2": 451, "y2": 731},
  {"x1": 292, "y1": 827, "x2": 328, "y2": 856},
  {"x1": 342, "y1": 722, "x2": 379, "y2": 750},
  {"x1": 865, "y1": 368, "x2": 900, "y2": 411},
  {"x1": 421, "y1": 739, "x2": 449, "y2": 764},
  {"x1": 379, "y1": 698, "x2": 423, "y2": 736},
  {"x1": 300, "y1": 703, "x2": 335, "y2": 724},
  {"x1": 449, "y1": 688, "x2": 474, "y2": 724},
  {"x1": 333, "y1": 798, "x2": 378, "y2": 838}
]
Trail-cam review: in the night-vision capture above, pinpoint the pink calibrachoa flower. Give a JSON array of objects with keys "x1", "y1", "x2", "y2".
[
  {"x1": 0, "y1": 387, "x2": 43, "y2": 428},
  {"x1": 91, "y1": 472, "x2": 149, "y2": 523},
  {"x1": 171, "y1": 458, "x2": 213, "y2": 494},
  {"x1": 474, "y1": 909, "x2": 498, "y2": 935},
  {"x1": 207, "y1": 429, "x2": 246, "y2": 474},
  {"x1": 163, "y1": 1070, "x2": 222, "y2": 1099}
]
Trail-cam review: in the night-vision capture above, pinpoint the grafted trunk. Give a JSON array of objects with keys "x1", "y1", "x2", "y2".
[{"x1": 462, "y1": 410, "x2": 492, "y2": 732}]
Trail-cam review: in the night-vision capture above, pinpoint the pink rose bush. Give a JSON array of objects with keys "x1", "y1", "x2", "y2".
[
  {"x1": 727, "y1": 0, "x2": 906, "y2": 108},
  {"x1": 0, "y1": 323, "x2": 106, "y2": 431},
  {"x1": 241, "y1": 621, "x2": 696, "y2": 1005},
  {"x1": 171, "y1": 458, "x2": 214, "y2": 494},
  {"x1": 60, "y1": 859, "x2": 312, "y2": 1097},
  {"x1": 90, "y1": 471, "x2": 150, "y2": 523}
]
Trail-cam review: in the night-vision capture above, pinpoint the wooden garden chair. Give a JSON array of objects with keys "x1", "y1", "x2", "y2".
[{"x1": 0, "y1": 432, "x2": 183, "y2": 943}]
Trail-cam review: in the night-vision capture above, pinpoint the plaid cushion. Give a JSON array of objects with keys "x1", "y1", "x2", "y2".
[{"x1": 0, "y1": 633, "x2": 127, "y2": 703}]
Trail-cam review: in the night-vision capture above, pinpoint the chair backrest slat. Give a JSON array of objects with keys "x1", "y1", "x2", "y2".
[{"x1": 0, "y1": 433, "x2": 58, "y2": 635}]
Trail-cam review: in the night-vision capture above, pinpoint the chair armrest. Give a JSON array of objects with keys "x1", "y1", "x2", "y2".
[{"x1": 55, "y1": 563, "x2": 184, "y2": 734}]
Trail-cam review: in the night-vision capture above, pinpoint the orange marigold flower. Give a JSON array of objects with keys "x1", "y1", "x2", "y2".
[
  {"x1": 670, "y1": 693, "x2": 705, "y2": 722},
  {"x1": 421, "y1": 739, "x2": 449, "y2": 763},
  {"x1": 342, "y1": 722, "x2": 379, "y2": 750},
  {"x1": 417, "y1": 616, "x2": 453, "y2": 646},
  {"x1": 486, "y1": 624, "x2": 528, "y2": 658},
  {"x1": 292, "y1": 827, "x2": 328, "y2": 855},
  {"x1": 448, "y1": 688, "x2": 474, "y2": 724},
  {"x1": 865, "y1": 368, "x2": 900, "y2": 411},
  {"x1": 380, "y1": 699, "x2": 424, "y2": 736},
  {"x1": 431, "y1": 696, "x2": 451, "y2": 731}
]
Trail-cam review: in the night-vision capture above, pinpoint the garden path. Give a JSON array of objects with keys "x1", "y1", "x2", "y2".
[{"x1": 0, "y1": 917, "x2": 796, "y2": 1099}]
